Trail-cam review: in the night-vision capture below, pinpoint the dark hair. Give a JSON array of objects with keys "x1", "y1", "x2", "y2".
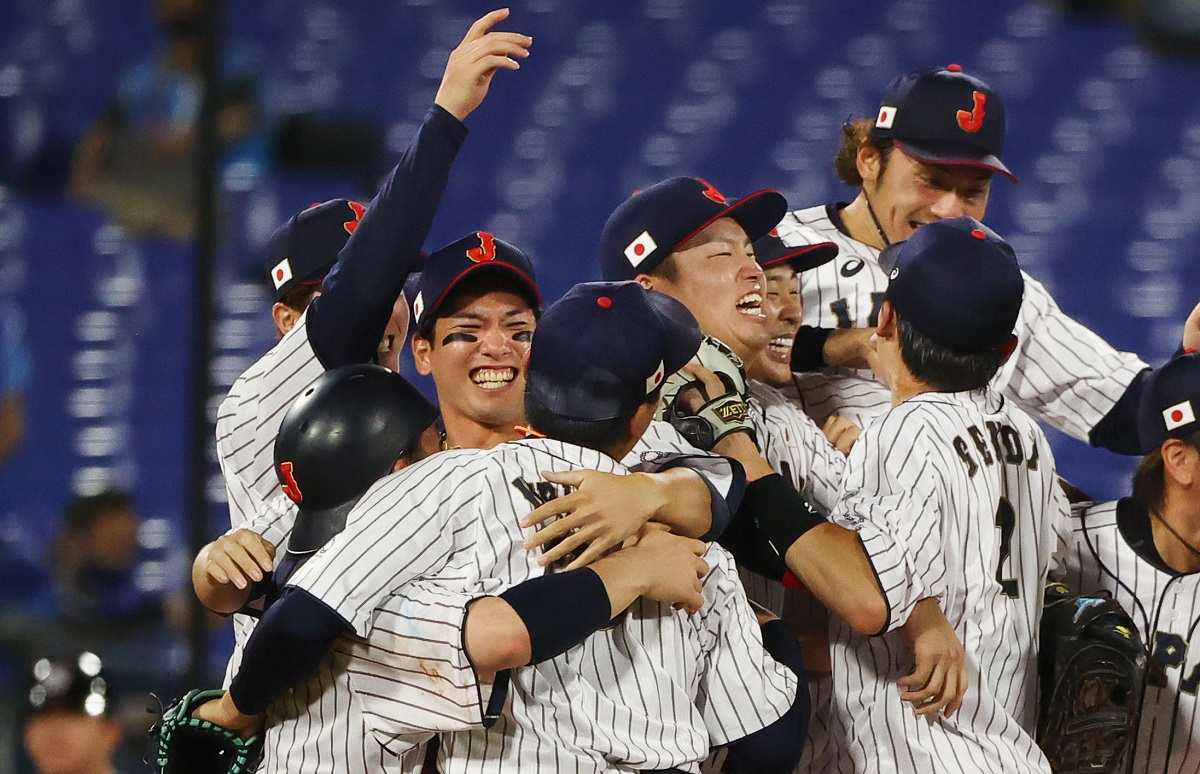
[
  {"x1": 834, "y1": 118, "x2": 894, "y2": 187},
  {"x1": 650, "y1": 252, "x2": 681, "y2": 282},
  {"x1": 897, "y1": 316, "x2": 1007, "y2": 393},
  {"x1": 278, "y1": 282, "x2": 321, "y2": 313},
  {"x1": 63, "y1": 490, "x2": 134, "y2": 534},
  {"x1": 1132, "y1": 428, "x2": 1200, "y2": 513},
  {"x1": 524, "y1": 387, "x2": 662, "y2": 453}
]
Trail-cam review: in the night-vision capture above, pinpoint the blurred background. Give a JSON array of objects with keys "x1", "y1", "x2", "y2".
[{"x1": 1, "y1": 0, "x2": 1198, "y2": 770}]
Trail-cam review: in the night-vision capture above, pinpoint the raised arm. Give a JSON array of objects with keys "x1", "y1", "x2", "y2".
[{"x1": 307, "y1": 9, "x2": 532, "y2": 367}]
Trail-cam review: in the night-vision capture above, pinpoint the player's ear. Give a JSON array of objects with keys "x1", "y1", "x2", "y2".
[
  {"x1": 272, "y1": 302, "x2": 300, "y2": 338},
  {"x1": 1162, "y1": 438, "x2": 1198, "y2": 488},
  {"x1": 857, "y1": 143, "x2": 883, "y2": 186},
  {"x1": 876, "y1": 300, "x2": 898, "y2": 339},
  {"x1": 634, "y1": 274, "x2": 656, "y2": 291},
  {"x1": 411, "y1": 334, "x2": 434, "y2": 375}
]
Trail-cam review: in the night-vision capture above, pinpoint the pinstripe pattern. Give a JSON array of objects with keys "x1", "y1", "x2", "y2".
[
  {"x1": 215, "y1": 312, "x2": 322, "y2": 689},
  {"x1": 1055, "y1": 500, "x2": 1200, "y2": 774},
  {"x1": 286, "y1": 437, "x2": 795, "y2": 773},
  {"x1": 828, "y1": 390, "x2": 1065, "y2": 773},
  {"x1": 774, "y1": 205, "x2": 1147, "y2": 439}
]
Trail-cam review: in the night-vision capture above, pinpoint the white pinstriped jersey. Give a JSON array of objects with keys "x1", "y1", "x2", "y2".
[
  {"x1": 740, "y1": 380, "x2": 843, "y2": 774},
  {"x1": 829, "y1": 390, "x2": 1067, "y2": 774},
  {"x1": 238, "y1": 422, "x2": 747, "y2": 774},
  {"x1": 215, "y1": 311, "x2": 317, "y2": 685},
  {"x1": 775, "y1": 204, "x2": 1147, "y2": 438},
  {"x1": 1054, "y1": 499, "x2": 1200, "y2": 774},
  {"x1": 287, "y1": 437, "x2": 795, "y2": 774}
]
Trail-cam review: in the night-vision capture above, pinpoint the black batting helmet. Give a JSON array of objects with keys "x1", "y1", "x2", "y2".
[{"x1": 274, "y1": 365, "x2": 438, "y2": 554}]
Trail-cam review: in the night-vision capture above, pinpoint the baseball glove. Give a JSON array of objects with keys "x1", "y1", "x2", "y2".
[
  {"x1": 149, "y1": 689, "x2": 263, "y2": 774},
  {"x1": 656, "y1": 336, "x2": 755, "y2": 450},
  {"x1": 1037, "y1": 582, "x2": 1146, "y2": 774}
]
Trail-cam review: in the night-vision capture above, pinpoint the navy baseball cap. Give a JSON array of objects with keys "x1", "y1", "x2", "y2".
[
  {"x1": 26, "y1": 652, "x2": 112, "y2": 717},
  {"x1": 599, "y1": 177, "x2": 788, "y2": 281},
  {"x1": 870, "y1": 65, "x2": 1016, "y2": 182},
  {"x1": 264, "y1": 199, "x2": 366, "y2": 301},
  {"x1": 412, "y1": 231, "x2": 542, "y2": 336},
  {"x1": 881, "y1": 217, "x2": 1024, "y2": 354},
  {"x1": 1137, "y1": 353, "x2": 1200, "y2": 452},
  {"x1": 755, "y1": 228, "x2": 838, "y2": 273},
  {"x1": 527, "y1": 281, "x2": 701, "y2": 423}
]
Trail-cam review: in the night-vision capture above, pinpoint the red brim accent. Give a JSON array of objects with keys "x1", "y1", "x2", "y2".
[
  {"x1": 760, "y1": 242, "x2": 839, "y2": 273},
  {"x1": 895, "y1": 141, "x2": 1019, "y2": 183},
  {"x1": 422, "y1": 262, "x2": 542, "y2": 329},
  {"x1": 673, "y1": 188, "x2": 790, "y2": 253}
]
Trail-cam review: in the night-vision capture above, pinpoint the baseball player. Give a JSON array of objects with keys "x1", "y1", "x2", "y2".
[
  {"x1": 1053, "y1": 352, "x2": 1200, "y2": 774},
  {"x1": 589, "y1": 177, "x2": 969, "y2": 771},
  {"x1": 207, "y1": 7, "x2": 533, "y2": 683},
  {"x1": 792, "y1": 218, "x2": 1066, "y2": 774},
  {"x1": 202, "y1": 282, "x2": 805, "y2": 773},
  {"x1": 194, "y1": 363, "x2": 716, "y2": 774},
  {"x1": 774, "y1": 64, "x2": 1200, "y2": 455}
]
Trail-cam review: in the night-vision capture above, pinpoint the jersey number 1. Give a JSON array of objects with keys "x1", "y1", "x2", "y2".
[{"x1": 994, "y1": 497, "x2": 1019, "y2": 598}]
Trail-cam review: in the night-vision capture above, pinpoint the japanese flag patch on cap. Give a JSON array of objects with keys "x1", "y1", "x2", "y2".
[
  {"x1": 1163, "y1": 400, "x2": 1195, "y2": 431},
  {"x1": 624, "y1": 231, "x2": 658, "y2": 268},
  {"x1": 271, "y1": 258, "x2": 293, "y2": 290}
]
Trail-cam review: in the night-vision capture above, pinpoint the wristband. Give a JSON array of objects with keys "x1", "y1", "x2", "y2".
[
  {"x1": 499, "y1": 568, "x2": 611, "y2": 664},
  {"x1": 744, "y1": 473, "x2": 826, "y2": 557},
  {"x1": 790, "y1": 326, "x2": 833, "y2": 372}
]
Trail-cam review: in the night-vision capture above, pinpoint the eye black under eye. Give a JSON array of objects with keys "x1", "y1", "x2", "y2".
[{"x1": 442, "y1": 332, "x2": 478, "y2": 345}]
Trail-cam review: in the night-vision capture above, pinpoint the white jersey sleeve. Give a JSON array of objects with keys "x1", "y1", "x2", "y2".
[
  {"x1": 695, "y1": 546, "x2": 799, "y2": 746},
  {"x1": 995, "y1": 274, "x2": 1147, "y2": 442},
  {"x1": 829, "y1": 403, "x2": 948, "y2": 632},
  {"x1": 749, "y1": 381, "x2": 845, "y2": 513},
  {"x1": 285, "y1": 449, "x2": 487, "y2": 637}
]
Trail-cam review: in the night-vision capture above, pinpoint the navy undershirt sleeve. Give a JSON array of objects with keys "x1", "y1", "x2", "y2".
[
  {"x1": 722, "y1": 619, "x2": 810, "y2": 773},
  {"x1": 228, "y1": 587, "x2": 353, "y2": 715},
  {"x1": 307, "y1": 105, "x2": 468, "y2": 368}
]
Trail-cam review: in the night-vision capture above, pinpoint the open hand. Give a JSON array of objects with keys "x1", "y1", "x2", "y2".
[
  {"x1": 897, "y1": 599, "x2": 967, "y2": 717},
  {"x1": 200, "y1": 529, "x2": 275, "y2": 590},
  {"x1": 434, "y1": 9, "x2": 532, "y2": 121}
]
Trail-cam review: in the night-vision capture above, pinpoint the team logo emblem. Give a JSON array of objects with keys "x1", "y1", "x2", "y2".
[
  {"x1": 271, "y1": 258, "x2": 293, "y2": 290},
  {"x1": 279, "y1": 461, "x2": 304, "y2": 504},
  {"x1": 840, "y1": 258, "x2": 865, "y2": 278},
  {"x1": 1163, "y1": 400, "x2": 1195, "y2": 431},
  {"x1": 466, "y1": 231, "x2": 498, "y2": 263},
  {"x1": 768, "y1": 227, "x2": 780, "y2": 237},
  {"x1": 343, "y1": 201, "x2": 367, "y2": 235},
  {"x1": 713, "y1": 399, "x2": 749, "y2": 423},
  {"x1": 625, "y1": 231, "x2": 658, "y2": 267},
  {"x1": 889, "y1": 267, "x2": 899, "y2": 279},
  {"x1": 956, "y1": 91, "x2": 987, "y2": 134},
  {"x1": 875, "y1": 105, "x2": 897, "y2": 129},
  {"x1": 697, "y1": 178, "x2": 727, "y2": 204}
]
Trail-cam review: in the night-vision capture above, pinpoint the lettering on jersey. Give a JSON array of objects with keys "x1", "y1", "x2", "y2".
[
  {"x1": 513, "y1": 477, "x2": 579, "y2": 570},
  {"x1": 829, "y1": 292, "x2": 886, "y2": 329},
  {"x1": 954, "y1": 422, "x2": 1031, "y2": 477},
  {"x1": 994, "y1": 497, "x2": 1019, "y2": 598},
  {"x1": 1148, "y1": 631, "x2": 1200, "y2": 693}
]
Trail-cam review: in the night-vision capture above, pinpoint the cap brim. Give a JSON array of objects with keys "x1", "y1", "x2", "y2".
[
  {"x1": 287, "y1": 500, "x2": 357, "y2": 555},
  {"x1": 676, "y1": 189, "x2": 789, "y2": 251},
  {"x1": 896, "y1": 140, "x2": 1018, "y2": 183},
  {"x1": 644, "y1": 290, "x2": 703, "y2": 375},
  {"x1": 760, "y1": 242, "x2": 839, "y2": 273},
  {"x1": 420, "y1": 262, "x2": 542, "y2": 332}
]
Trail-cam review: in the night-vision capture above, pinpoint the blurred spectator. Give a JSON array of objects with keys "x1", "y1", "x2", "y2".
[
  {"x1": 0, "y1": 300, "x2": 31, "y2": 468},
  {"x1": 22, "y1": 652, "x2": 124, "y2": 774},
  {"x1": 68, "y1": 0, "x2": 262, "y2": 240},
  {"x1": 53, "y1": 491, "x2": 178, "y2": 629}
]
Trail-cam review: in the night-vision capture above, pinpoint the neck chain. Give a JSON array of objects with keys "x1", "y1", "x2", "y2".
[
  {"x1": 863, "y1": 190, "x2": 891, "y2": 248},
  {"x1": 1151, "y1": 509, "x2": 1200, "y2": 560}
]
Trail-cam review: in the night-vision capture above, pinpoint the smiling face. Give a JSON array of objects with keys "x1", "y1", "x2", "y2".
[
  {"x1": 411, "y1": 277, "x2": 536, "y2": 438},
  {"x1": 864, "y1": 147, "x2": 992, "y2": 243},
  {"x1": 638, "y1": 217, "x2": 767, "y2": 362},
  {"x1": 749, "y1": 264, "x2": 802, "y2": 386}
]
